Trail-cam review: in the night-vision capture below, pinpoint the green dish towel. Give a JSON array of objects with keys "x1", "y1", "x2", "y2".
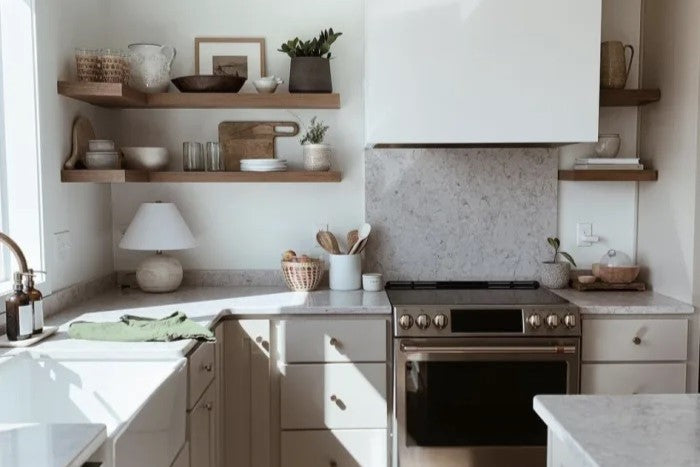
[{"x1": 68, "y1": 311, "x2": 215, "y2": 342}]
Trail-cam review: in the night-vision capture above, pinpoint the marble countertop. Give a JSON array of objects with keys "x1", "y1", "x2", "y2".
[
  {"x1": 9, "y1": 286, "x2": 391, "y2": 359},
  {"x1": 552, "y1": 289, "x2": 694, "y2": 315},
  {"x1": 0, "y1": 423, "x2": 106, "y2": 467},
  {"x1": 534, "y1": 394, "x2": 700, "y2": 467}
]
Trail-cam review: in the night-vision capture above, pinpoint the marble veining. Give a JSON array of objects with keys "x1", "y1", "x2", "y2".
[
  {"x1": 534, "y1": 394, "x2": 700, "y2": 467},
  {"x1": 552, "y1": 289, "x2": 694, "y2": 314},
  {"x1": 365, "y1": 147, "x2": 558, "y2": 280}
]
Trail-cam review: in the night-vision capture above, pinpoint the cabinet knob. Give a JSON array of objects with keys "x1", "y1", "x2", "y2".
[
  {"x1": 204, "y1": 402, "x2": 213, "y2": 411},
  {"x1": 330, "y1": 394, "x2": 337, "y2": 402},
  {"x1": 329, "y1": 337, "x2": 341, "y2": 348},
  {"x1": 633, "y1": 336, "x2": 642, "y2": 345},
  {"x1": 330, "y1": 461, "x2": 338, "y2": 467},
  {"x1": 202, "y1": 363, "x2": 213, "y2": 372}
]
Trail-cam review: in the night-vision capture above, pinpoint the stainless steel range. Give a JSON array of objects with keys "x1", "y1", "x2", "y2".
[{"x1": 387, "y1": 281, "x2": 580, "y2": 467}]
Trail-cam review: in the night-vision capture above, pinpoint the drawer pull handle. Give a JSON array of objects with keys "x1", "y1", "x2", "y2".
[
  {"x1": 330, "y1": 394, "x2": 347, "y2": 410},
  {"x1": 202, "y1": 363, "x2": 213, "y2": 372},
  {"x1": 633, "y1": 336, "x2": 642, "y2": 345},
  {"x1": 329, "y1": 337, "x2": 342, "y2": 349},
  {"x1": 204, "y1": 402, "x2": 213, "y2": 411}
]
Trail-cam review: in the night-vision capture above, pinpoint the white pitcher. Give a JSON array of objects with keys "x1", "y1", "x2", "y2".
[{"x1": 128, "y1": 43, "x2": 176, "y2": 93}]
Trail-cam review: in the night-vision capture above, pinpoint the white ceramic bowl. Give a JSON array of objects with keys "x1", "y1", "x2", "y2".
[
  {"x1": 88, "y1": 139, "x2": 116, "y2": 152},
  {"x1": 593, "y1": 134, "x2": 621, "y2": 158},
  {"x1": 84, "y1": 151, "x2": 120, "y2": 169},
  {"x1": 122, "y1": 147, "x2": 169, "y2": 171},
  {"x1": 253, "y1": 76, "x2": 283, "y2": 94}
]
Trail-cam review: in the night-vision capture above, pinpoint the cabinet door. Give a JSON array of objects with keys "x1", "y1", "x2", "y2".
[
  {"x1": 582, "y1": 363, "x2": 686, "y2": 394},
  {"x1": 222, "y1": 320, "x2": 271, "y2": 467},
  {"x1": 281, "y1": 429, "x2": 388, "y2": 467},
  {"x1": 365, "y1": 0, "x2": 601, "y2": 144},
  {"x1": 188, "y1": 382, "x2": 217, "y2": 467}
]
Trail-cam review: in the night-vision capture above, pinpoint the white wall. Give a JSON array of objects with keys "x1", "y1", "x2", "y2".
[
  {"x1": 35, "y1": 0, "x2": 115, "y2": 291},
  {"x1": 106, "y1": 0, "x2": 364, "y2": 271},
  {"x1": 558, "y1": 0, "x2": 642, "y2": 268},
  {"x1": 638, "y1": 0, "x2": 700, "y2": 303}
]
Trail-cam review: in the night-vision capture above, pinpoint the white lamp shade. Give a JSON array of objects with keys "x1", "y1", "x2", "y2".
[{"x1": 119, "y1": 202, "x2": 197, "y2": 251}]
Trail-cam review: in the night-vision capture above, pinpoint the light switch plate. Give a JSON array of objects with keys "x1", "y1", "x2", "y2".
[{"x1": 576, "y1": 223, "x2": 593, "y2": 247}]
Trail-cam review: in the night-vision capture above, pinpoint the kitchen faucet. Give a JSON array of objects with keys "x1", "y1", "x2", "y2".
[{"x1": 0, "y1": 232, "x2": 28, "y2": 274}]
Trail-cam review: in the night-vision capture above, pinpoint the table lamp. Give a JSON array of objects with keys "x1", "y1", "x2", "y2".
[{"x1": 119, "y1": 202, "x2": 196, "y2": 293}]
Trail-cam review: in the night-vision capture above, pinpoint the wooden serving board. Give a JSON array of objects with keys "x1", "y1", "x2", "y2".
[
  {"x1": 218, "y1": 121, "x2": 299, "y2": 171},
  {"x1": 572, "y1": 279, "x2": 646, "y2": 291},
  {"x1": 64, "y1": 116, "x2": 95, "y2": 169}
]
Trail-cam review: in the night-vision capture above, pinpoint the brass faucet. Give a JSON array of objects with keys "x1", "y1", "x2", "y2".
[{"x1": 0, "y1": 232, "x2": 29, "y2": 274}]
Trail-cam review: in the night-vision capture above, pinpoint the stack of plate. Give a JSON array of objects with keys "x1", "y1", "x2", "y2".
[
  {"x1": 85, "y1": 139, "x2": 120, "y2": 169},
  {"x1": 240, "y1": 159, "x2": 287, "y2": 172}
]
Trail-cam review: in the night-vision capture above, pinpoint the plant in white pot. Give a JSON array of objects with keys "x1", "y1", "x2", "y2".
[
  {"x1": 278, "y1": 28, "x2": 342, "y2": 93},
  {"x1": 540, "y1": 237, "x2": 576, "y2": 289},
  {"x1": 301, "y1": 117, "x2": 331, "y2": 171}
]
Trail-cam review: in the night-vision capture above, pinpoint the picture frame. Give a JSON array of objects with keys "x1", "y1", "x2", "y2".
[{"x1": 195, "y1": 37, "x2": 266, "y2": 93}]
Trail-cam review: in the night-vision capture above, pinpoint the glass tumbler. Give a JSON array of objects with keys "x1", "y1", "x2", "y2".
[
  {"x1": 206, "y1": 142, "x2": 224, "y2": 171},
  {"x1": 75, "y1": 48, "x2": 100, "y2": 82},
  {"x1": 183, "y1": 142, "x2": 204, "y2": 171}
]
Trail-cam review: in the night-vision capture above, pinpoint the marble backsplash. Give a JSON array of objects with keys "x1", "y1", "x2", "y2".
[{"x1": 365, "y1": 147, "x2": 558, "y2": 280}]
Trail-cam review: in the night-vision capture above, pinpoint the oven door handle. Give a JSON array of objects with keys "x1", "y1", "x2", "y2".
[{"x1": 399, "y1": 344, "x2": 577, "y2": 355}]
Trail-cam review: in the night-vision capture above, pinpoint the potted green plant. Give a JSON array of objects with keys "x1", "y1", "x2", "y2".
[
  {"x1": 540, "y1": 237, "x2": 576, "y2": 289},
  {"x1": 300, "y1": 117, "x2": 331, "y2": 171},
  {"x1": 278, "y1": 28, "x2": 342, "y2": 93}
]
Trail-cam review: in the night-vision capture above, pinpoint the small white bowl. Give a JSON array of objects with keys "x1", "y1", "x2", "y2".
[
  {"x1": 122, "y1": 147, "x2": 169, "y2": 171},
  {"x1": 88, "y1": 140, "x2": 115, "y2": 152},
  {"x1": 362, "y1": 273, "x2": 384, "y2": 292},
  {"x1": 84, "y1": 152, "x2": 119, "y2": 169},
  {"x1": 253, "y1": 76, "x2": 283, "y2": 94},
  {"x1": 593, "y1": 134, "x2": 621, "y2": 158}
]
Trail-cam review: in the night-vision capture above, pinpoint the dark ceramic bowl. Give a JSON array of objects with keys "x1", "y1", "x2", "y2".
[{"x1": 171, "y1": 75, "x2": 246, "y2": 93}]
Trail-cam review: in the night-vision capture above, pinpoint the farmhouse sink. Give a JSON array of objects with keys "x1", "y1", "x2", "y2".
[{"x1": 0, "y1": 355, "x2": 186, "y2": 467}]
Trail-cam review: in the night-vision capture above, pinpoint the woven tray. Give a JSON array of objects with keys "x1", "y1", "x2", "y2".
[{"x1": 572, "y1": 279, "x2": 646, "y2": 291}]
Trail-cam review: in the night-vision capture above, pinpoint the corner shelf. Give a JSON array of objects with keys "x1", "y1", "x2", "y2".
[
  {"x1": 57, "y1": 81, "x2": 341, "y2": 109},
  {"x1": 558, "y1": 169, "x2": 658, "y2": 182},
  {"x1": 61, "y1": 170, "x2": 342, "y2": 184},
  {"x1": 600, "y1": 89, "x2": 660, "y2": 107}
]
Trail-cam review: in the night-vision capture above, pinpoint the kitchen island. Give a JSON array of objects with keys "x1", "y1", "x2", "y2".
[{"x1": 534, "y1": 394, "x2": 700, "y2": 467}]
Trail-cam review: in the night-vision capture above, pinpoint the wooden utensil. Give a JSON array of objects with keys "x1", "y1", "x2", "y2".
[
  {"x1": 349, "y1": 223, "x2": 371, "y2": 254},
  {"x1": 64, "y1": 116, "x2": 96, "y2": 169},
  {"x1": 218, "y1": 121, "x2": 299, "y2": 171},
  {"x1": 316, "y1": 230, "x2": 341, "y2": 255},
  {"x1": 346, "y1": 230, "x2": 359, "y2": 254}
]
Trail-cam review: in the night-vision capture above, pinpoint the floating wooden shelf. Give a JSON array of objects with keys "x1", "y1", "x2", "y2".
[
  {"x1": 600, "y1": 89, "x2": 660, "y2": 107},
  {"x1": 57, "y1": 81, "x2": 341, "y2": 109},
  {"x1": 61, "y1": 170, "x2": 342, "y2": 184},
  {"x1": 558, "y1": 169, "x2": 658, "y2": 182}
]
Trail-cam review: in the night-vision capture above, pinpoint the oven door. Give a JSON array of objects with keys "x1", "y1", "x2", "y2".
[{"x1": 394, "y1": 337, "x2": 580, "y2": 467}]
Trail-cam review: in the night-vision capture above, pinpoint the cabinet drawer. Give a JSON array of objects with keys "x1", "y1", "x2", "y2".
[
  {"x1": 281, "y1": 363, "x2": 387, "y2": 429},
  {"x1": 582, "y1": 318, "x2": 687, "y2": 362},
  {"x1": 281, "y1": 429, "x2": 387, "y2": 467},
  {"x1": 187, "y1": 382, "x2": 217, "y2": 467},
  {"x1": 188, "y1": 342, "x2": 216, "y2": 409},
  {"x1": 279, "y1": 319, "x2": 386, "y2": 363},
  {"x1": 582, "y1": 363, "x2": 686, "y2": 394}
]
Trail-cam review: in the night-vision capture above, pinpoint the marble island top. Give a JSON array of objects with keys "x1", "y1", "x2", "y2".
[
  {"x1": 534, "y1": 394, "x2": 700, "y2": 467},
  {"x1": 552, "y1": 289, "x2": 694, "y2": 315}
]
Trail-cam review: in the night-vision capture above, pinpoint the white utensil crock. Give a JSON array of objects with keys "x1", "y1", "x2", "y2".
[{"x1": 329, "y1": 254, "x2": 361, "y2": 291}]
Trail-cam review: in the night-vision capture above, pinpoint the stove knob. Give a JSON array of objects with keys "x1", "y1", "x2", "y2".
[
  {"x1": 398, "y1": 314, "x2": 414, "y2": 330},
  {"x1": 433, "y1": 314, "x2": 448, "y2": 330},
  {"x1": 527, "y1": 313, "x2": 542, "y2": 329},
  {"x1": 546, "y1": 314, "x2": 560, "y2": 329},
  {"x1": 416, "y1": 314, "x2": 431, "y2": 330},
  {"x1": 564, "y1": 314, "x2": 577, "y2": 329}
]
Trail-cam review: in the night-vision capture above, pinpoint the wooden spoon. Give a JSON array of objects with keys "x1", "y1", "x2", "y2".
[
  {"x1": 316, "y1": 230, "x2": 341, "y2": 255},
  {"x1": 349, "y1": 223, "x2": 371, "y2": 255},
  {"x1": 346, "y1": 230, "x2": 359, "y2": 254}
]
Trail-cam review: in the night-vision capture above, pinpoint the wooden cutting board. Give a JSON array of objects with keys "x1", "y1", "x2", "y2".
[
  {"x1": 64, "y1": 116, "x2": 95, "y2": 169},
  {"x1": 218, "y1": 121, "x2": 299, "y2": 171}
]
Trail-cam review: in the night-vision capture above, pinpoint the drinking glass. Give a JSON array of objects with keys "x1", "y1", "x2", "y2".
[
  {"x1": 206, "y1": 142, "x2": 224, "y2": 171},
  {"x1": 183, "y1": 142, "x2": 204, "y2": 171},
  {"x1": 75, "y1": 48, "x2": 100, "y2": 82}
]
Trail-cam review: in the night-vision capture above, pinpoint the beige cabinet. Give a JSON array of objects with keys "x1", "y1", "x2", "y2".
[
  {"x1": 581, "y1": 317, "x2": 689, "y2": 395},
  {"x1": 188, "y1": 382, "x2": 219, "y2": 467}
]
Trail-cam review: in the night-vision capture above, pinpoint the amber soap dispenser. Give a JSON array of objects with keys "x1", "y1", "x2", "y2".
[{"x1": 5, "y1": 271, "x2": 32, "y2": 341}]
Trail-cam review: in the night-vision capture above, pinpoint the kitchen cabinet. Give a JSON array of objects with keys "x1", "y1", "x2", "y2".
[
  {"x1": 280, "y1": 430, "x2": 388, "y2": 467},
  {"x1": 581, "y1": 317, "x2": 689, "y2": 395},
  {"x1": 365, "y1": 0, "x2": 602, "y2": 144}
]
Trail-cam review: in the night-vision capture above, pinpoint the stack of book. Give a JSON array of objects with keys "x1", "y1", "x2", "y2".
[{"x1": 574, "y1": 158, "x2": 643, "y2": 170}]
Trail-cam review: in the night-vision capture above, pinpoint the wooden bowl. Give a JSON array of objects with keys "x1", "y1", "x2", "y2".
[
  {"x1": 171, "y1": 75, "x2": 246, "y2": 93},
  {"x1": 598, "y1": 265, "x2": 640, "y2": 284}
]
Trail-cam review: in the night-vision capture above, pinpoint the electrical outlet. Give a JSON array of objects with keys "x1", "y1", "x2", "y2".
[
  {"x1": 54, "y1": 230, "x2": 71, "y2": 262},
  {"x1": 577, "y1": 223, "x2": 594, "y2": 247}
]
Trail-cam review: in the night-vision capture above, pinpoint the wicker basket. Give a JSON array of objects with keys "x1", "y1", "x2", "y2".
[{"x1": 281, "y1": 260, "x2": 324, "y2": 291}]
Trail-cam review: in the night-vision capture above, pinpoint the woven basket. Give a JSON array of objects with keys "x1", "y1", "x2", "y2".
[{"x1": 281, "y1": 260, "x2": 324, "y2": 291}]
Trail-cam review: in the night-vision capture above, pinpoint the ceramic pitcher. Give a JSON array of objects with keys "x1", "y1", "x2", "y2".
[
  {"x1": 600, "y1": 41, "x2": 634, "y2": 89},
  {"x1": 128, "y1": 43, "x2": 176, "y2": 93}
]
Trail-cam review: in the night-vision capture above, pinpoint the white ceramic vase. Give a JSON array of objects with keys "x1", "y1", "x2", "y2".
[
  {"x1": 303, "y1": 144, "x2": 332, "y2": 171},
  {"x1": 329, "y1": 254, "x2": 361, "y2": 291}
]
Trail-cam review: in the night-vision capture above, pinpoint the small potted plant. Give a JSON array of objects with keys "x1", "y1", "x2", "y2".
[
  {"x1": 278, "y1": 28, "x2": 342, "y2": 93},
  {"x1": 540, "y1": 237, "x2": 576, "y2": 289},
  {"x1": 300, "y1": 117, "x2": 331, "y2": 171}
]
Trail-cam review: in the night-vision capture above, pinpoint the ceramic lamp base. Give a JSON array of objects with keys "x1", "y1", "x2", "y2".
[{"x1": 136, "y1": 253, "x2": 183, "y2": 293}]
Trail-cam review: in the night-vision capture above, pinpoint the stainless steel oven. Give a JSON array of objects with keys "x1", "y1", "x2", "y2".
[{"x1": 386, "y1": 282, "x2": 580, "y2": 467}]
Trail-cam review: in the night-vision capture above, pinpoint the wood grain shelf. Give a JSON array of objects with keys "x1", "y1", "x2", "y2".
[
  {"x1": 558, "y1": 169, "x2": 658, "y2": 182},
  {"x1": 57, "y1": 81, "x2": 340, "y2": 109},
  {"x1": 61, "y1": 170, "x2": 341, "y2": 184},
  {"x1": 600, "y1": 89, "x2": 660, "y2": 107}
]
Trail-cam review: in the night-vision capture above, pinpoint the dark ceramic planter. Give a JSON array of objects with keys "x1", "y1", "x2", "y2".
[{"x1": 289, "y1": 57, "x2": 332, "y2": 93}]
